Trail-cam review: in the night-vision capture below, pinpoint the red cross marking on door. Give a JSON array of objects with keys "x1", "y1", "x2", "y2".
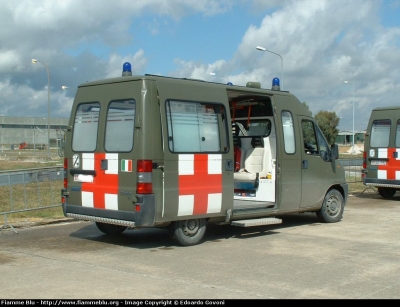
[
  {"x1": 179, "y1": 154, "x2": 222, "y2": 215},
  {"x1": 82, "y1": 153, "x2": 119, "y2": 209},
  {"x1": 378, "y1": 148, "x2": 400, "y2": 179}
]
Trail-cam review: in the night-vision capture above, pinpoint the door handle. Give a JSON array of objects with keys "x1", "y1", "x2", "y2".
[
  {"x1": 226, "y1": 160, "x2": 234, "y2": 171},
  {"x1": 101, "y1": 159, "x2": 108, "y2": 170}
]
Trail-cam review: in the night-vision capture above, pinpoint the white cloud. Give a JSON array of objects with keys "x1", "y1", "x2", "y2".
[{"x1": 0, "y1": 0, "x2": 399, "y2": 132}]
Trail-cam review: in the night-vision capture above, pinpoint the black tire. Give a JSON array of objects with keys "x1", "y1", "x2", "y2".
[
  {"x1": 316, "y1": 189, "x2": 344, "y2": 223},
  {"x1": 95, "y1": 222, "x2": 127, "y2": 235},
  {"x1": 169, "y1": 219, "x2": 206, "y2": 246},
  {"x1": 377, "y1": 187, "x2": 396, "y2": 199}
]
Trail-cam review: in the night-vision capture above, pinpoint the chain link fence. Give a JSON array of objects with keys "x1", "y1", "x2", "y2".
[{"x1": 0, "y1": 167, "x2": 63, "y2": 233}]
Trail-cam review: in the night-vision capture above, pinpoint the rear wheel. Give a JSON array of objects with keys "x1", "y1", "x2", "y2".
[
  {"x1": 316, "y1": 189, "x2": 344, "y2": 223},
  {"x1": 95, "y1": 222, "x2": 127, "y2": 235},
  {"x1": 169, "y1": 218, "x2": 206, "y2": 246},
  {"x1": 377, "y1": 187, "x2": 396, "y2": 199}
]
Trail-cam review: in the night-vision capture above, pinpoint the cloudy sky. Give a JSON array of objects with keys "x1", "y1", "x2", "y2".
[{"x1": 1, "y1": 0, "x2": 400, "y2": 132}]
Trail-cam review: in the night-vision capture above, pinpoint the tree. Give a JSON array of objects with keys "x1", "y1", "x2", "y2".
[
  {"x1": 302, "y1": 102, "x2": 313, "y2": 116},
  {"x1": 303, "y1": 102, "x2": 340, "y2": 144},
  {"x1": 315, "y1": 110, "x2": 340, "y2": 145}
]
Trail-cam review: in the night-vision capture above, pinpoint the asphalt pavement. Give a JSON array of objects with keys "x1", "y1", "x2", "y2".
[{"x1": 1, "y1": 189, "x2": 400, "y2": 299}]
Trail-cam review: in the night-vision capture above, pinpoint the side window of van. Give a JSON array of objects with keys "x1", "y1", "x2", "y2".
[
  {"x1": 105, "y1": 100, "x2": 135, "y2": 152},
  {"x1": 301, "y1": 120, "x2": 318, "y2": 155},
  {"x1": 282, "y1": 111, "x2": 295, "y2": 154},
  {"x1": 370, "y1": 119, "x2": 390, "y2": 147},
  {"x1": 166, "y1": 100, "x2": 228, "y2": 153},
  {"x1": 395, "y1": 120, "x2": 400, "y2": 148},
  {"x1": 72, "y1": 102, "x2": 100, "y2": 152},
  {"x1": 315, "y1": 125, "x2": 329, "y2": 153}
]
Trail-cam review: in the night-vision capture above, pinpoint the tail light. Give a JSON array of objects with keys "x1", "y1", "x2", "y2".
[
  {"x1": 63, "y1": 158, "x2": 68, "y2": 188},
  {"x1": 362, "y1": 150, "x2": 367, "y2": 180},
  {"x1": 62, "y1": 158, "x2": 68, "y2": 204},
  {"x1": 362, "y1": 151, "x2": 367, "y2": 170},
  {"x1": 137, "y1": 160, "x2": 153, "y2": 194}
]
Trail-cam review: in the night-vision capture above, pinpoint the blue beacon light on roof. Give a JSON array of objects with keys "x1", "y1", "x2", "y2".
[
  {"x1": 271, "y1": 77, "x2": 280, "y2": 91},
  {"x1": 122, "y1": 62, "x2": 132, "y2": 76}
]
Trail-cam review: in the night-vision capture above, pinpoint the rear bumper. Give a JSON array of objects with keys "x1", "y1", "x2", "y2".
[
  {"x1": 364, "y1": 178, "x2": 400, "y2": 189},
  {"x1": 61, "y1": 194, "x2": 156, "y2": 227}
]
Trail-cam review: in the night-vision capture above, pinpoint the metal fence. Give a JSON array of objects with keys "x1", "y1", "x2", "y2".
[
  {"x1": 338, "y1": 158, "x2": 363, "y2": 183},
  {"x1": 0, "y1": 167, "x2": 63, "y2": 233}
]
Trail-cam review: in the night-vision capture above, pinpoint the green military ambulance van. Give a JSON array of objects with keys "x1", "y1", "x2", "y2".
[
  {"x1": 363, "y1": 106, "x2": 400, "y2": 198},
  {"x1": 61, "y1": 62, "x2": 348, "y2": 246}
]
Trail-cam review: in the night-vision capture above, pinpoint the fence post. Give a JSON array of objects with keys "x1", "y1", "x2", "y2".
[{"x1": 1, "y1": 213, "x2": 18, "y2": 234}]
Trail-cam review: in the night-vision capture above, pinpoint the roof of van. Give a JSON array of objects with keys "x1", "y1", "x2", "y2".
[
  {"x1": 371, "y1": 106, "x2": 400, "y2": 111},
  {"x1": 78, "y1": 74, "x2": 290, "y2": 96}
]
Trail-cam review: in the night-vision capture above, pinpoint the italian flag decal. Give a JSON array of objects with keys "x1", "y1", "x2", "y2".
[{"x1": 121, "y1": 159, "x2": 132, "y2": 172}]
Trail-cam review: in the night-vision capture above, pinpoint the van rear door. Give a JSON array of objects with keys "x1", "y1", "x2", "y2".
[{"x1": 67, "y1": 81, "x2": 141, "y2": 214}]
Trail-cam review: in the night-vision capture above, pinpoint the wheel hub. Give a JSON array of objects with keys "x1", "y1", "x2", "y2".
[
  {"x1": 327, "y1": 197, "x2": 339, "y2": 215},
  {"x1": 181, "y1": 219, "x2": 199, "y2": 236}
]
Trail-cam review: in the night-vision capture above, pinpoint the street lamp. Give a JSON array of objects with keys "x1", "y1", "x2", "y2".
[
  {"x1": 209, "y1": 72, "x2": 229, "y2": 84},
  {"x1": 256, "y1": 46, "x2": 284, "y2": 90},
  {"x1": 344, "y1": 80, "x2": 355, "y2": 155},
  {"x1": 32, "y1": 59, "x2": 51, "y2": 158},
  {"x1": 62, "y1": 85, "x2": 78, "y2": 91}
]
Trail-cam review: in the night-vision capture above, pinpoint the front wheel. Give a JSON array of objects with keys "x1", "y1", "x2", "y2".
[
  {"x1": 377, "y1": 187, "x2": 396, "y2": 199},
  {"x1": 95, "y1": 222, "x2": 127, "y2": 235},
  {"x1": 316, "y1": 189, "x2": 344, "y2": 223},
  {"x1": 169, "y1": 218, "x2": 207, "y2": 246}
]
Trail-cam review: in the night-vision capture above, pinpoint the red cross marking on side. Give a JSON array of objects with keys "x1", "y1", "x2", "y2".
[{"x1": 179, "y1": 154, "x2": 222, "y2": 215}]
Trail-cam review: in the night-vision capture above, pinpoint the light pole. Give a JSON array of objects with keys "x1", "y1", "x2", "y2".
[
  {"x1": 256, "y1": 46, "x2": 284, "y2": 90},
  {"x1": 209, "y1": 72, "x2": 229, "y2": 84},
  {"x1": 344, "y1": 80, "x2": 355, "y2": 155},
  {"x1": 32, "y1": 59, "x2": 51, "y2": 158},
  {"x1": 61, "y1": 85, "x2": 69, "y2": 90}
]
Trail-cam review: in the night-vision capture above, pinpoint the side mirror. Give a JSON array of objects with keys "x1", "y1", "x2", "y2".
[{"x1": 330, "y1": 144, "x2": 339, "y2": 160}]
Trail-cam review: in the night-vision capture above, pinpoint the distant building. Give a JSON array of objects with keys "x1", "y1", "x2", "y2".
[
  {"x1": 335, "y1": 130, "x2": 366, "y2": 145},
  {"x1": 0, "y1": 116, "x2": 68, "y2": 148}
]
